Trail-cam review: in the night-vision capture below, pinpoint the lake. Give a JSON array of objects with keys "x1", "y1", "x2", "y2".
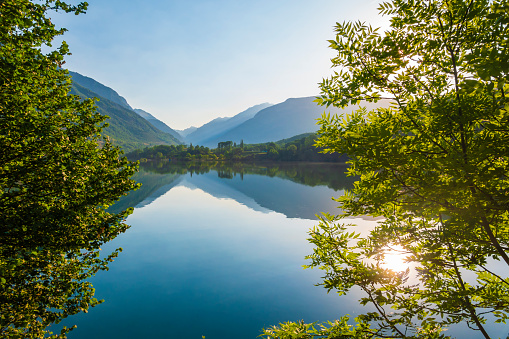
[
  {"x1": 64, "y1": 161, "x2": 504, "y2": 339},
  {"x1": 63, "y1": 161, "x2": 373, "y2": 339}
]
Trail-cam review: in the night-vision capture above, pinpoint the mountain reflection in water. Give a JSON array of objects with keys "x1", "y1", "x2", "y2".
[
  {"x1": 67, "y1": 161, "x2": 369, "y2": 339},
  {"x1": 77, "y1": 161, "x2": 506, "y2": 339},
  {"x1": 111, "y1": 161, "x2": 355, "y2": 220}
]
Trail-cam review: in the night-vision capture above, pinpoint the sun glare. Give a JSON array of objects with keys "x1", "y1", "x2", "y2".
[{"x1": 381, "y1": 245, "x2": 409, "y2": 272}]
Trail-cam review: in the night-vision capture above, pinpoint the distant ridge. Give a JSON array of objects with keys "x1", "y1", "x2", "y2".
[
  {"x1": 186, "y1": 97, "x2": 327, "y2": 147},
  {"x1": 133, "y1": 108, "x2": 182, "y2": 142},
  {"x1": 206, "y1": 97, "x2": 322, "y2": 146},
  {"x1": 176, "y1": 126, "x2": 198, "y2": 138},
  {"x1": 196, "y1": 97, "x2": 392, "y2": 147},
  {"x1": 185, "y1": 103, "x2": 273, "y2": 145}
]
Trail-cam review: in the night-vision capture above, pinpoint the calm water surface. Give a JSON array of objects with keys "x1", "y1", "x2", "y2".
[
  {"x1": 65, "y1": 162, "x2": 371, "y2": 339},
  {"x1": 65, "y1": 162, "x2": 503, "y2": 338}
]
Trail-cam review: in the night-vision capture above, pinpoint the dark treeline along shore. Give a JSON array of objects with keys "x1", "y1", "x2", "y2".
[{"x1": 126, "y1": 133, "x2": 349, "y2": 163}]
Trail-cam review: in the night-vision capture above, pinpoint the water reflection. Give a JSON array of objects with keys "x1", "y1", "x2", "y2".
[
  {"x1": 381, "y1": 245, "x2": 410, "y2": 272},
  {"x1": 62, "y1": 161, "x2": 505, "y2": 339},
  {"x1": 112, "y1": 161, "x2": 356, "y2": 220},
  {"x1": 137, "y1": 161, "x2": 354, "y2": 190},
  {"x1": 66, "y1": 162, "x2": 371, "y2": 339}
]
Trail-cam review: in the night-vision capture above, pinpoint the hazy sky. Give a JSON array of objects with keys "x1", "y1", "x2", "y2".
[{"x1": 53, "y1": 0, "x2": 384, "y2": 129}]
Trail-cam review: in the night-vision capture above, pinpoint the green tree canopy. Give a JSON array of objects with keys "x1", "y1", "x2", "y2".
[
  {"x1": 263, "y1": 0, "x2": 509, "y2": 338},
  {"x1": 0, "y1": 1, "x2": 138, "y2": 337}
]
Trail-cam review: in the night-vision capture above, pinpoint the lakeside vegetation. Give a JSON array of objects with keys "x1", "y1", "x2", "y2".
[
  {"x1": 126, "y1": 133, "x2": 348, "y2": 163},
  {"x1": 262, "y1": 1, "x2": 509, "y2": 338}
]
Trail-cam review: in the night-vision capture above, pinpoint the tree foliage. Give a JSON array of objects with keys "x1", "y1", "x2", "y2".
[
  {"x1": 0, "y1": 1, "x2": 138, "y2": 337},
  {"x1": 263, "y1": 0, "x2": 509, "y2": 338}
]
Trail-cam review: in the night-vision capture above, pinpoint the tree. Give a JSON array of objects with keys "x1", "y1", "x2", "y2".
[
  {"x1": 0, "y1": 1, "x2": 138, "y2": 338},
  {"x1": 286, "y1": 144, "x2": 298, "y2": 159},
  {"x1": 268, "y1": 148, "x2": 280, "y2": 160},
  {"x1": 262, "y1": 0, "x2": 509, "y2": 338}
]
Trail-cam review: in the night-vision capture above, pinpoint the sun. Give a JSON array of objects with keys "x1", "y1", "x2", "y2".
[{"x1": 381, "y1": 245, "x2": 409, "y2": 272}]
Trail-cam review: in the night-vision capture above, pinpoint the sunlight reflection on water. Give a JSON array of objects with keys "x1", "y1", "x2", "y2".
[{"x1": 381, "y1": 245, "x2": 410, "y2": 272}]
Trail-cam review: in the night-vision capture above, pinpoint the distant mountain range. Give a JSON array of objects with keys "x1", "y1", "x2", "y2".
[
  {"x1": 175, "y1": 126, "x2": 198, "y2": 138},
  {"x1": 69, "y1": 70, "x2": 390, "y2": 152},
  {"x1": 184, "y1": 97, "x2": 390, "y2": 148},
  {"x1": 184, "y1": 103, "x2": 272, "y2": 146},
  {"x1": 191, "y1": 97, "x2": 330, "y2": 147}
]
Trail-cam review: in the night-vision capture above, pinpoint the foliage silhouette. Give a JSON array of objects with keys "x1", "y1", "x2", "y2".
[
  {"x1": 263, "y1": 0, "x2": 509, "y2": 338},
  {"x1": 0, "y1": 1, "x2": 138, "y2": 337}
]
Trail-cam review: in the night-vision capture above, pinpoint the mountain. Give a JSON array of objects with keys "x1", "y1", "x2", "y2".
[
  {"x1": 68, "y1": 71, "x2": 133, "y2": 110},
  {"x1": 133, "y1": 108, "x2": 182, "y2": 142},
  {"x1": 132, "y1": 108, "x2": 157, "y2": 120},
  {"x1": 176, "y1": 126, "x2": 198, "y2": 138},
  {"x1": 185, "y1": 103, "x2": 272, "y2": 146},
  {"x1": 67, "y1": 71, "x2": 388, "y2": 151},
  {"x1": 69, "y1": 71, "x2": 183, "y2": 146},
  {"x1": 70, "y1": 82, "x2": 180, "y2": 152},
  {"x1": 198, "y1": 96, "x2": 391, "y2": 147},
  {"x1": 185, "y1": 117, "x2": 228, "y2": 144}
]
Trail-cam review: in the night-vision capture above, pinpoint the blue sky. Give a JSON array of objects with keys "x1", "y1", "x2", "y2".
[{"x1": 53, "y1": 0, "x2": 384, "y2": 129}]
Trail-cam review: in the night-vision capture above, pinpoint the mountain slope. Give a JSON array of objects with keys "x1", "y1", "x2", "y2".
[
  {"x1": 176, "y1": 126, "x2": 198, "y2": 138},
  {"x1": 185, "y1": 103, "x2": 272, "y2": 145},
  {"x1": 70, "y1": 83, "x2": 180, "y2": 152},
  {"x1": 202, "y1": 97, "x2": 391, "y2": 147},
  {"x1": 134, "y1": 108, "x2": 182, "y2": 142},
  {"x1": 185, "y1": 117, "x2": 228, "y2": 144},
  {"x1": 194, "y1": 97, "x2": 323, "y2": 146},
  {"x1": 69, "y1": 70, "x2": 182, "y2": 144},
  {"x1": 68, "y1": 71, "x2": 133, "y2": 110}
]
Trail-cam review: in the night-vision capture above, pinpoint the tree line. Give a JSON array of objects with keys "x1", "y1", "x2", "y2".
[{"x1": 126, "y1": 134, "x2": 348, "y2": 163}]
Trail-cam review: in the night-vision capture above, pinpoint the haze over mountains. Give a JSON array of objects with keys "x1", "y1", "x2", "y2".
[
  {"x1": 176, "y1": 126, "x2": 198, "y2": 138},
  {"x1": 192, "y1": 97, "x2": 334, "y2": 147},
  {"x1": 184, "y1": 103, "x2": 273, "y2": 146},
  {"x1": 181, "y1": 98, "x2": 389, "y2": 148},
  {"x1": 68, "y1": 71, "x2": 389, "y2": 151}
]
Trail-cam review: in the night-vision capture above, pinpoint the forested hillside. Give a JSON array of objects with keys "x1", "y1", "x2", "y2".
[{"x1": 70, "y1": 82, "x2": 180, "y2": 152}]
